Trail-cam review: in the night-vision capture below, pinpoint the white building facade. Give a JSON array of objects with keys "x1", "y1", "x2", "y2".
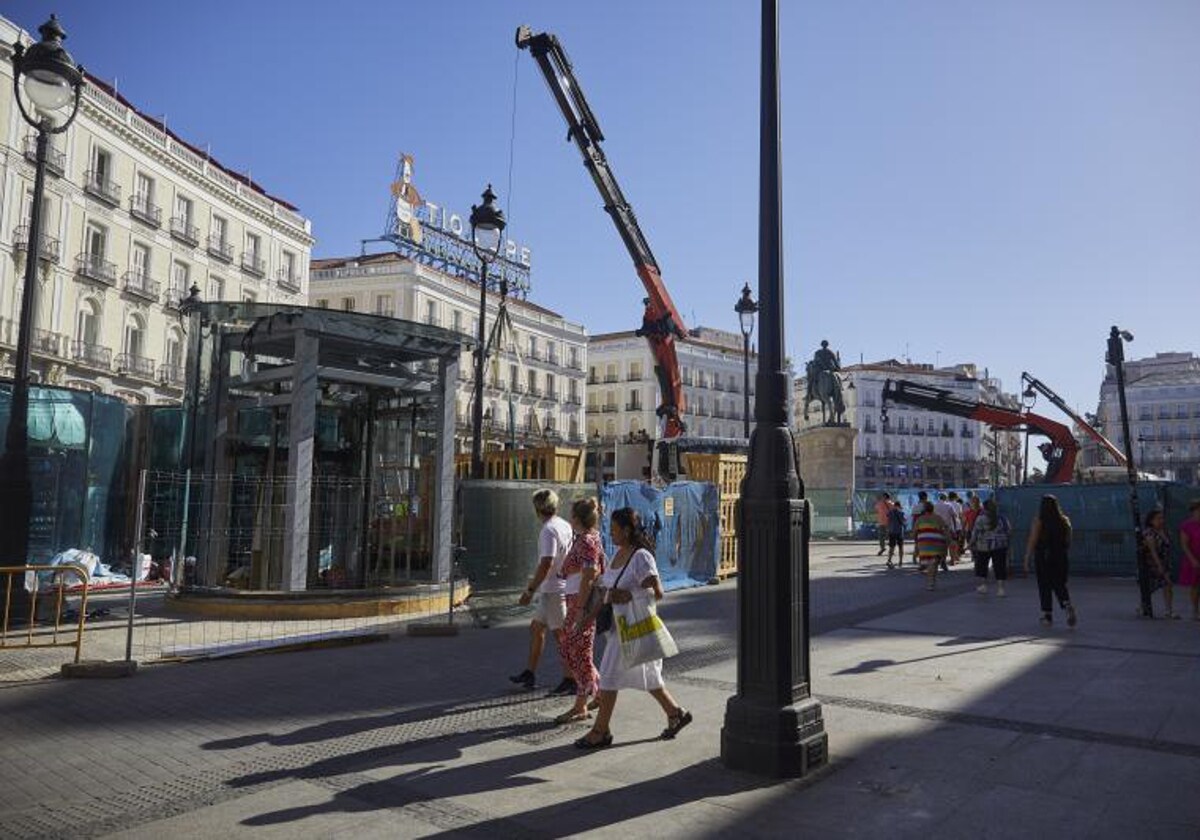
[
  {"x1": 1095, "y1": 351, "x2": 1200, "y2": 484},
  {"x1": 0, "y1": 15, "x2": 312, "y2": 404},
  {"x1": 796, "y1": 360, "x2": 1023, "y2": 490},
  {"x1": 586, "y1": 326, "x2": 757, "y2": 444},
  {"x1": 309, "y1": 252, "x2": 588, "y2": 451}
]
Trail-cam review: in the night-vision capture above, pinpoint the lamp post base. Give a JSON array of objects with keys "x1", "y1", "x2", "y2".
[{"x1": 721, "y1": 694, "x2": 827, "y2": 778}]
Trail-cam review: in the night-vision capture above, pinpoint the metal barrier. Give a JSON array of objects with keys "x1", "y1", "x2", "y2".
[{"x1": 0, "y1": 565, "x2": 91, "y2": 664}]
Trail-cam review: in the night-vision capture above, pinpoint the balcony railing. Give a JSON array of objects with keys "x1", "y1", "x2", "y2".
[
  {"x1": 75, "y1": 252, "x2": 118, "y2": 286},
  {"x1": 277, "y1": 269, "x2": 301, "y2": 293},
  {"x1": 600, "y1": 404, "x2": 618, "y2": 413},
  {"x1": 627, "y1": 373, "x2": 644, "y2": 381},
  {"x1": 566, "y1": 358, "x2": 583, "y2": 371},
  {"x1": 566, "y1": 394, "x2": 582, "y2": 405},
  {"x1": 115, "y1": 352, "x2": 156, "y2": 380},
  {"x1": 122, "y1": 270, "x2": 161, "y2": 302},
  {"x1": 240, "y1": 252, "x2": 266, "y2": 277},
  {"x1": 603, "y1": 374, "x2": 619, "y2": 383},
  {"x1": 23, "y1": 135, "x2": 66, "y2": 176},
  {"x1": 626, "y1": 402, "x2": 643, "y2": 411},
  {"x1": 84, "y1": 170, "x2": 121, "y2": 206},
  {"x1": 71, "y1": 339, "x2": 112, "y2": 370},
  {"x1": 32, "y1": 328, "x2": 68, "y2": 359},
  {"x1": 129, "y1": 194, "x2": 162, "y2": 227},
  {"x1": 158, "y1": 363, "x2": 185, "y2": 388},
  {"x1": 163, "y1": 285, "x2": 188, "y2": 310},
  {"x1": 528, "y1": 384, "x2": 543, "y2": 398},
  {"x1": 12, "y1": 225, "x2": 60, "y2": 264},
  {"x1": 207, "y1": 235, "x2": 233, "y2": 262},
  {"x1": 169, "y1": 216, "x2": 200, "y2": 246},
  {"x1": 587, "y1": 376, "x2": 600, "y2": 385}
]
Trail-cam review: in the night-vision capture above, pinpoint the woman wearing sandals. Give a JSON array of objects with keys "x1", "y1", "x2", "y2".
[
  {"x1": 1023, "y1": 494, "x2": 1078, "y2": 628},
  {"x1": 554, "y1": 497, "x2": 606, "y2": 724},
  {"x1": 1139, "y1": 509, "x2": 1179, "y2": 619},
  {"x1": 576, "y1": 507, "x2": 692, "y2": 749}
]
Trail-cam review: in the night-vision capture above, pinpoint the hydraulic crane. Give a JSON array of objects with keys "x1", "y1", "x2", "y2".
[
  {"x1": 1020, "y1": 372, "x2": 1127, "y2": 467},
  {"x1": 881, "y1": 379, "x2": 1081, "y2": 484},
  {"x1": 517, "y1": 25, "x2": 688, "y2": 439}
]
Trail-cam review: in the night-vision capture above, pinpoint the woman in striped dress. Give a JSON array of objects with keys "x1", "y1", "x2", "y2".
[{"x1": 913, "y1": 501, "x2": 949, "y2": 591}]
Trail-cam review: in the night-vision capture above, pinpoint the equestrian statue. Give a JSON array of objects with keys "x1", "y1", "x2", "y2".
[{"x1": 804, "y1": 340, "x2": 847, "y2": 425}]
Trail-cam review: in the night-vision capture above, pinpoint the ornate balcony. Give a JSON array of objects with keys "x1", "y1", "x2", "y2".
[
  {"x1": 163, "y1": 285, "x2": 188, "y2": 310},
  {"x1": 84, "y1": 170, "x2": 121, "y2": 206},
  {"x1": 277, "y1": 269, "x2": 301, "y2": 293},
  {"x1": 23, "y1": 135, "x2": 66, "y2": 176},
  {"x1": 158, "y1": 363, "x2": 185, "y2": 388},
  {"x1": 75, "y1": 252, "x2": 118, "y2": 286},
  {"x1": 71, "y1": 339, "x2": 112, "y2": 370},
  {"x1": 115, "y1": 352, "x2": 156, "y2": 380},
  {"x1": 32, "y1": 328, "x2": 68, "y2": 359},
  {"x1": 207, "y1": 235, "x2": 233, "y2": 262},
  {"x1": 12, "y1": 225, "x2": 60, "y2": 264},
  {"x1": 122, "y1": 270, "x2": 161, "y2": 302},
  {"x1": 169, "y1": 216, "x2": 200, "y2": 247},
  {"x1": 240, "y1": 252, "x2": 266, "y2": 277},
  {"x1": 129, "y1": 194, "x2": 162, "y2": 227}
]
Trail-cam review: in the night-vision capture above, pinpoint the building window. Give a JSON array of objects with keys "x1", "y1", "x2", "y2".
[
  {"x1": 425, "y1": 300, "x2": 438, "y2": 326},
  {"x1": 246, "y1": 231, "x2": 261, "y2": 259},
  {"x1": 212, "y1": 215, "x2": 227, "y2": 246},
  {"x1": 174, "y1": 194, "x2": 192, "y2": 226},
  {"x1": 529, "y1": 335, "x2": 538, "y2": 359},
  {"x1": 341, "y1": 297, "x2": 355, "y2": 312},
  {"x1": 315, "y1": 298, "x2": 329, "y2": 309},
  {"x1": 125, "y1": 315, "x2": 146, "y2": 359},
  {"x1": 130, "y1": 242, "x2": 151, "y2": 280},
  {"x1": 547, "y1": 341, "x2": 557, "y2": 365},
  {"x1": 209, "y1": 276, "x2": 225, "y2": 301},
  {"x1": 281, "y1": 250, "x2": 296, "y2": 282},
  {"x1": 569, "y1": 347, "x2": 579, "y2": 369},
  {"x1": 171, "y1": 261, "x2": 189, "y2": 296},
  {"x1": 76, "y1": 300, "x2": 100, "y2": 345},
  {"x1": 452, "y1": 309, "x2": 463, "y2": 333},
  {"x1": 85, "y1": 222, "x2": 107, "y2": 260},
  {"x1": 165, "y1": 328, "x2": 183, "y2": 370},
  {"x1": 375, "y1": 294, "x2": 393, "y2": 316},
  {"x1": 546, "y1": 373, "x2": 556, "y2": 400},
  {"x1": 90, "y1": 146, "x2": 112, "y2": 184}
]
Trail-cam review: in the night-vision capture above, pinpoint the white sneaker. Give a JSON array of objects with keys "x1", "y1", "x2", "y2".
[
  {"x1": 976, "y1": 583, "x2": 988, "y2": 594},
  {"x1": 996, "y1": 583, "x2": 1006, "y2": 598}
]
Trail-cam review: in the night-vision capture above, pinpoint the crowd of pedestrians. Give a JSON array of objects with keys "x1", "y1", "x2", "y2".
[
  {"x1": 873, "y1": 489, "x2": 1200, "y2": 628},
  {"x1": 509, "y1": 490, "x2": 691, "y2": 750}
]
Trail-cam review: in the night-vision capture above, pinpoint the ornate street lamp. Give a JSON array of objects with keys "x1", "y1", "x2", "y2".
[
  {"x1": 734, "y1": 282, "x2": 758, "y2": 439},
  {"x1": 468, "y1": 185, "x2": 505, "y2": 480},
  {"x1": 1107, "y1": 326, "x2": 1147, "y2": 613},
  {"x1": 2, "y1": 16, "x2": 84, "y2": 566},
  {"x1": 721, "y1": 0, "x2": 827, "y2": 778}
]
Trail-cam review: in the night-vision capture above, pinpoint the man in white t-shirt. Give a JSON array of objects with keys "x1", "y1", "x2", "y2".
[{"x1": 511, "y1": 489, "x2": 574, "y2": 693}]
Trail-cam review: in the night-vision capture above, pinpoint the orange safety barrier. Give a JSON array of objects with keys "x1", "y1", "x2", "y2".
[{"x1": 0, "y1": 565, "x2": 91, "y2": 664}]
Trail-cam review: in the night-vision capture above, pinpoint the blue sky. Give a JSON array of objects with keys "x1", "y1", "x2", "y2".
[{"x1": 9, "y1": 1, "x2": 1199, "y2": 419}]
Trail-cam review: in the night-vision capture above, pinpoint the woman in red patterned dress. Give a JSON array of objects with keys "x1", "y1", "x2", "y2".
[{"x1": 555, "y1": 497, "x2": 606, "y2": 724}]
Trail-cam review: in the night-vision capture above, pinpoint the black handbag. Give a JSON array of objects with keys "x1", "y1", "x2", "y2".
[{"x1": 592, "y1": 554, "x2": 631, "y2": 635}]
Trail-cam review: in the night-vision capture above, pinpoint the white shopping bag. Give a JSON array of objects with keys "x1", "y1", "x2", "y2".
[{"x1": 617, "y1": 597, "x2": 679, "y2": 669}]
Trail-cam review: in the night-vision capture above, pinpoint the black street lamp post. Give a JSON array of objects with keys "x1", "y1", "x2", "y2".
[
  {"x1": 721, "y1": 0, "x2": 828, "y2": 777},
  {"x1": 1107, "y1": 326, "x2": 1148, "y2": 614},
  {"x1": 734, "y1": 283, "x2": 757, "y2": 439},
  {"x1": 1, "y1": 16, "x2": 84, "y2": 566},
  {"x1": 468, "y1": 185, "x2": 506, "y2": 480}
]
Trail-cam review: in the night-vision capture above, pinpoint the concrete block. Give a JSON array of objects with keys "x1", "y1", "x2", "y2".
[{"x1": 61, "y1": 659, "x2": 138, "y2": 678}]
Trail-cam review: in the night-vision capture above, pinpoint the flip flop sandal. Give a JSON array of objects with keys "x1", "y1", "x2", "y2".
[
  {"x1": 575, "y1": 731, "x2": 613, "y2": 750},
  {"x1": 555, "y1": 709, "x2": 592, "y2": 725}
]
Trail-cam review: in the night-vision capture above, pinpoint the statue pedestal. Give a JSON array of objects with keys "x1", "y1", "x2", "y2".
[{"x1": 796, "y1": 425, "x2": 857, "y2": 536}]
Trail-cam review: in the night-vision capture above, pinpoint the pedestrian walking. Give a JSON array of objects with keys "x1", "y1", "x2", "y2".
[
  {"x1": 875, "y1": 492, "x2": 892, "y2": 556},
  {"x1": 555, "y1": 497, "x2": 606, "y2": 723},
  {"x1": 511, "y1": 489, "x2": 575, "y2": 693},
  {"x1": 885, "y1": 501, "x2": 907, "y2": 568},
  {"x1": 970, "y1": 498, "x2": 1011, "y2": 597},
  {"x1": 1138, "y1": 509, "x2": 1179, "y2": 619},
  {"x1": 933, "y1": 493, "x2": 960, "y2": 569},
  {"x1": 962, "y1": 492, "x2": 982, "y2": 556},
  {"x1": 576, "y1": 507, "x2": 691, "y2": 749},
  {"x1": 1023, "y1": 494, "x2": 1077, "y2": 628},
  {"x1": 1178, "y1": 499, "x2": 1200, "y2": 621},
  {"x1": 913, "y1": 501, "x2": 948, "y2": 591}
]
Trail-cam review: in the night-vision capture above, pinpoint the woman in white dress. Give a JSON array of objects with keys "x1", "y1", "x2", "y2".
[{"x1": 576, "y1": 507, "x2": 692, "y2": 749}]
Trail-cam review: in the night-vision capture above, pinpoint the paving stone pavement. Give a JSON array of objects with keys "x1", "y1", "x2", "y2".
[{"x1": 1, "y1": 542, "x2": 1197, "y2": 838}]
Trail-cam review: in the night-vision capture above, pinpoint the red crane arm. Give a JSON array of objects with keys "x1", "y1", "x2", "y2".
[
  {"x1": 882, "y1": 379, "x2": 1080, "y2": 484},
  {"x1": 517, "y1": 26, "x2": 687, "y2": 437}
]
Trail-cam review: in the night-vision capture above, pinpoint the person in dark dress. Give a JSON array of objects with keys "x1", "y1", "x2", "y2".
[{"x1": 1023, "y1": 494, "x2": 1077, "y2": 628}]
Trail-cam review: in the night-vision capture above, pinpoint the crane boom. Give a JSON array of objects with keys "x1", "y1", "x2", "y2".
[
  {"x1": 881, "y1": 379, "x2": 1080, "y2": 484},
  {"x1": 516, "y1": 25, "x2": 688, "y2": 438},
  {"x1": 1021, "y1": 372, "x2": 1127, "y2": 467}
]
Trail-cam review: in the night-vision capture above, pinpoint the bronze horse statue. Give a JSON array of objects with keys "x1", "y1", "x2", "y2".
[{"x1": 804, "y1": 363, "x2": 846, "y2": 425}]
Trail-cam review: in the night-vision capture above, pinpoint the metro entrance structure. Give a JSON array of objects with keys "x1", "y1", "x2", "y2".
[{"x1": 180, "y1": 302, "x2": 466, "y2": 592}]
